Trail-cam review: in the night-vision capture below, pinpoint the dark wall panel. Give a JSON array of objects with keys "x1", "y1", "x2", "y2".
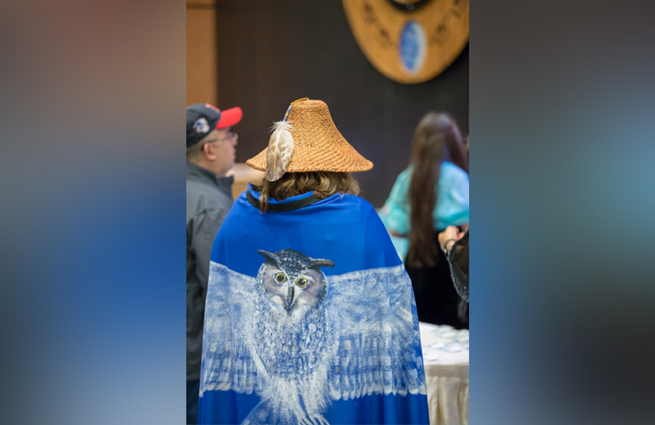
[{"x1": 215, "y1": 0, "x2": 468, "y2": 207}]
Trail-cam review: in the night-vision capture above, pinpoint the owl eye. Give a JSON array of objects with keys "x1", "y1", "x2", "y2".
[
  {"x1": 274, "y1": 272, "x2": 286, "y2": 284},
  {"x1": 295, "y1": 277, "x2": 308, "y2": 288}
]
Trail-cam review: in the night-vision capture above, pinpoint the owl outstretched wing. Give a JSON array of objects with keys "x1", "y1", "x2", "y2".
[
  {"x1": 200, "y1": 262, "x2": 265, "y2": 397},
  {"x1": 324, "y1": 264, "x2": 427, "y2": 401}
]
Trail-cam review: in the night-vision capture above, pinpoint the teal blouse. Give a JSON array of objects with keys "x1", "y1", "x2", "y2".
[{"x1": 378, "y1": 162, "x2": 469, "y2": 261}]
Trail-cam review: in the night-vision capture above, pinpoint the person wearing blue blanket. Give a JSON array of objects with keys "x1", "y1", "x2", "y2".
[{"x1": 198, "y1": 98, "x2": 429, "y2": 424}]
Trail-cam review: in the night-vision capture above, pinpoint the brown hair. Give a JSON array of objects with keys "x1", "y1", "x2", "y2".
[
  {"x1": 405, "y1": 112, "x2": 469, "y2": 268},
  {"x1": 258, "y1": 172, "x2": 360, "y2": 212}
]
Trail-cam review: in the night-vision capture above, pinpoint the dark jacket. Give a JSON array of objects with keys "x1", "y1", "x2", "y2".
[{"x1": 187, "y1": 161, "x2": 233, "y2": 380}]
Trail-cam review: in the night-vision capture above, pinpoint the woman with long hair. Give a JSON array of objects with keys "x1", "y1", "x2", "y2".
[
  {"x1": 379, "y1": 112, "x2": 469, "y2": 327},
  {"x1": 198, "y1": 99, "x2": 429, "y2": 425}
]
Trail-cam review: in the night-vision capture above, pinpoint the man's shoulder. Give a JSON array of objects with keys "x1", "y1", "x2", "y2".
[
  {"x1": 187, "y1": 176, "x2": 232, "y2": 196},
  {"x1": 187, "y1": 179, "x2": 232, "y2": 217},
  {"x1": 186, "y1": 179, "x2": 213, "y2": 203}
]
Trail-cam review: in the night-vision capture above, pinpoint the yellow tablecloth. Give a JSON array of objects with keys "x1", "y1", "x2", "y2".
[{"x1": 419, "y1": 322, "x2": 469, "y2": 425}]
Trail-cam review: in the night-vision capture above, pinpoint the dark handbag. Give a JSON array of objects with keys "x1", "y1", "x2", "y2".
[{"x1": 448, "y1": 230, "x2": 469, "y2": 302}]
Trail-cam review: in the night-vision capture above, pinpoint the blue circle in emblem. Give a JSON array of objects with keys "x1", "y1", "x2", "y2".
[{"x1": 399, "y1": 21, "x2": 427, "y2": 74}]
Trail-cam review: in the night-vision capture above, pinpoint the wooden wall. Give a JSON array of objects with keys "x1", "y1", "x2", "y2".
[
  {"x1": 187, "y1": 0, "x2": 218, "y2": 105},
  {"x1": 191, "y1": 0, "x2": 469, "y2": 207}
]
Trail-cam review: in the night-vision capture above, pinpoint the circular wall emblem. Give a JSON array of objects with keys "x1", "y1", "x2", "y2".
[{"x1": 342, "y1": 0, "x2": 469, "y2": 84}]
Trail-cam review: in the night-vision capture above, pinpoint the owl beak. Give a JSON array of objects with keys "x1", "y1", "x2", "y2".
[{"x1": 285, "y1": 286, "x2": 295, "y2": 314}]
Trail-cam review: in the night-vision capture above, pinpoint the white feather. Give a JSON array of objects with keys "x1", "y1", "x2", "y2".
[{"x1": 266, "y1": 120, "x2": 294, "y2": 181}]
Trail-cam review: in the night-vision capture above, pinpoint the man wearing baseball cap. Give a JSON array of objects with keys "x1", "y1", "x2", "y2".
[{"x1": 186, "y1": 103, "x2": 241, "y2": 424}]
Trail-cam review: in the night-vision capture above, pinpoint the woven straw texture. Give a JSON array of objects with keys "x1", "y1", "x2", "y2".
[{"x1": 246, "y1": 99, "x2": 373, "y2": 173}]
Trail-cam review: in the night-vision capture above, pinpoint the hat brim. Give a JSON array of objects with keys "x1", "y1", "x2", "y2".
[
  {"x1": 216, "y1": 107, "x2": 242, "y2": 129},
  {"x1": 246, "y1": 147, "x2": 373, "y2": 174}
]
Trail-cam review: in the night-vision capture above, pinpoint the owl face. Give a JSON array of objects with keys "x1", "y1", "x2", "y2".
[{"x1": 257, "y1": 249, "x2": 334, "y2": 319}]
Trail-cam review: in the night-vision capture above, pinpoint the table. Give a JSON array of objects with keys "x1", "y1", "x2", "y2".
[{"x1": 419, "y1": 322, "x2": 469, "y2": 425}]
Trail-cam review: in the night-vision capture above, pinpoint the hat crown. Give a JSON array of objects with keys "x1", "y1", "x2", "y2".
[
  {"x1": 186, "y1": 103, "x2": 222, "y2": 148},
  {"x1": 289, "y1": 99, "x2": 327, "y2": 114},
  {"x1": 286, "y1": 100, "x2": 339, "y2": 146},
  {"x1": 246, "y1": 98, "x2": 373, "y2": 174}
]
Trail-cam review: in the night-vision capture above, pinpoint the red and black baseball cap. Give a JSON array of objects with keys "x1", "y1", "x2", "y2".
[{"x1": 186, "y1": 103, "x2": 242, "y2": 148}]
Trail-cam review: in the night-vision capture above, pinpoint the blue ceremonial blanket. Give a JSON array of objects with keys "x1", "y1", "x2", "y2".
[{"x1": 199, "y1": 184, "x2": 429, "y2": 425}]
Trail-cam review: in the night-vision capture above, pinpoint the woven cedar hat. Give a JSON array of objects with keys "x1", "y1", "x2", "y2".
[{"x1": 246, "y1": 98, "x2": 373, "y2": 181}]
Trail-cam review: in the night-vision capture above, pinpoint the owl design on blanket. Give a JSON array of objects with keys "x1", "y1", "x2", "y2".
[{"x1": 200, "y1": 249, "x2": 426, "y2": 425}]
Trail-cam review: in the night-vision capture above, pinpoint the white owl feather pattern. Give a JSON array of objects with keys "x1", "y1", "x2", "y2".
[{"x1": 201, "y1": 260, "x2": 427, "y2": 398}]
